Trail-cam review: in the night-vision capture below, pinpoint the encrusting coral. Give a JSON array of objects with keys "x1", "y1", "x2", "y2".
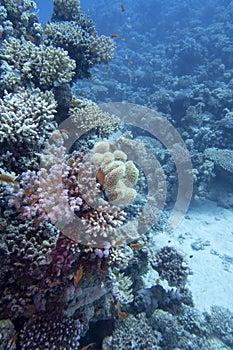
[{"x1": 92, "y1": 141, "x2": 139, "y2": 206}]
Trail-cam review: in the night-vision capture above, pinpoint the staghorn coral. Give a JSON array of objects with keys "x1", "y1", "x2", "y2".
[
  {"x1": 92, "y1": 141, "x2": 139, "y2": 206},
  {"x1": 69, "y1": 99, "x2": 121, "y2": 137},
  {"x1": 19, "y1": 315, "x2": 83, "y2": 350},
  {"x1": 0, "y1": 37, "x2": 76, "y2": 90}
]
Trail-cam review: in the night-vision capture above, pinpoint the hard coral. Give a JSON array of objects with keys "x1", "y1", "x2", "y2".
[
  {"x1": 19, "y1": 315, "x2": 82, "y2": 350},
  {"x1": 0, "y1": 37, "x2": 76, "y2": 90},
  {"x1": 69, "y1": 99, "x2": 121, "y2": 137}
]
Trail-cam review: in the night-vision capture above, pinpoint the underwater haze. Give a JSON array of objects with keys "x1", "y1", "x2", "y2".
[{"x1": 0, "y1": 0, "x2": 233, "y2": 349}]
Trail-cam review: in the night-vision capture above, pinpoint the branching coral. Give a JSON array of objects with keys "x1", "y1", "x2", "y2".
[
  {"x1": 0, "y1": 88, "x2": 57, "y2": 172},
  {"x1": 0, "y1": 0, "x2": 40, "y2": 40},
  {"x1": 69, "y1": 99, "x2": 121, "y2": 137},
  {"x1": 0, "y1": 37, "x2": 76, "y2": 90},
  {"x1": 7, "y1": 134, "x2": 126, "y2": 246},
  {"x1": 44, "y1": 21, "x2": 115, "y2": 77},
  {"x1": 0, "y1": 88, "x2": 57, "y2": 146}
]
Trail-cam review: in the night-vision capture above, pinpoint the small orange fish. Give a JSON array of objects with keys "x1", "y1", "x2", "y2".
[
  {"x1": 111, "y1": 33, "x2": 120, "y2": 39},
  {"x1": 90, "y1": 76, "x2": 95, "y2": 81},
  {"x1": 74, "y1": 264, "x2": 83, "y2": 286},
  {"x1": 44, "y1": 29, "x2": 52, "y2": 35},
  {"x1": 120, "y1": 3, "x2": 126, "y2": 12},
  {"x1": 95, "y1": 308, "x2": 103, "y2": 316},
  {"x1": 70, "y1": 100, "x2": 80, "y2": 106},
  {"x1": 60, "y1": 128, "x2": 70, "y2": 136},
  {"x1": 96, "y1": 169, "x2": 105, "y2": 187},
  {"x1": 80, "y1": 343, "x2": 95, "y2": 350},
  {"x1": 50, "y1": 133, "x2": 63, "y2": 141},
  {"x1": 25, "y1": 34, "x2": 35, "y2": 42},
  {"x1": 118, "y1": 310, "x2": 127, "y2": 319},
  {"x1": 48, "y1": 281, "x2": 61, "y2": 288},
  {"x1": 115, "y1": 301, "x2": 121, "y2": 311},
  {"x1": 0, "y1": 173, "x2": 18, "y2": 185},
  {"x1": 8, "y1": 332, "x2": 18, "y2": 349},
  {"x1": 130, "y1": 243, "x2": 142, "y2": 250},
  {"x1": 114, "y1": 238, "x2": 126, "y2": 246}
]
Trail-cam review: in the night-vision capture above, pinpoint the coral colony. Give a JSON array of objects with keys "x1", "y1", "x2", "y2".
[{"x1": 0, "y1": 1, "x2": 233, "y2": 349}]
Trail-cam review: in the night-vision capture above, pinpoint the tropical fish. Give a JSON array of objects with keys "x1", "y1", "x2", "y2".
[
  {"x1": 80, "y1": 343, "x2": 95, "y2": 350},
  {"x1": 74, "y1": 264, "x2": 83, "y2": 286},
  {"x1": 120, "y1": 3, "x2": 126, "y2": 12},
  {"x1": 0, "y1": 173, "x2": 18, "y2": 185},
  {"x1": 130, "y1": 243, "x2": 143, "y2": 250},
  {"x1": 48, "y1": 281, "x2": 61, "y2": 288},
  {"x1": 25, "y1": 34, "x2": 35, "y2": 42},
  {"x1": 118, "y1": 310, "x2": 127, "y2": 319},
  {"x1": 111, "y1": 33, "x2": 120, "y2": 38}
]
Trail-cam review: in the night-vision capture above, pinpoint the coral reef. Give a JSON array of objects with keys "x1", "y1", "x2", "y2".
[
  {"x1": 19, "y1": 315, "x2": 82, "y2": 350},
  {"x1": 1, "y1": 0, "x2": 232, "y2": 348},
  {"x1": 205, "y1": 148, "x2": 233, "y2": 174},
  {"x1": 0, "y1": 88, "x2": 57, "y2": 172},
  {"x1": 0, "y1": 0, "x2": 41, "y2": 41},
  {"x1": 0, "y1": 37, "x2": 76, "y2": 90},
  {"x1": 204, "y1": 305, "x2": 233, "y2": 348},
  {"x1": 102, "y1": 313, "x2": 162, "y2": 350},
  {"x1": 151, "y1": 246, "x2": 190, "y2": 287},
  {"x1": 69, "y1": 99, "x2": 121, "y2": 137},
  {"x1": 47, "y1": 0, "x2": 115, "y2": 78}
]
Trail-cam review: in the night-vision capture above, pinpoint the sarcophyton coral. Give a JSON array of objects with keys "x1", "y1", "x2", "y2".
[
  {"x1": 92, "y1": 141, "x2": 139, "y2": 205},
  {"x1": 0, "y1": 37, "x2": 76, "y2": 90},
  {"x1": 0, "y1": 88, "x2": 57, "y2": 162},
  {"x1": 69, "y1": 99, "x2": 121, "y2": 137},
  {"x1": 205, "y1": 147, "x2": 233, "y2": 173}
]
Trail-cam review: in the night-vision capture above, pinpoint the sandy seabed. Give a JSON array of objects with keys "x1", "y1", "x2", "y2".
[{"x1": 154, "y1": 198, "x2": 233, "y2": 313}]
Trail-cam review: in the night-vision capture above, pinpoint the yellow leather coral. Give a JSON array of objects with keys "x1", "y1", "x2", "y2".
[{"x1": 92, "y1": 141, "x2": 139, "y2": 205}]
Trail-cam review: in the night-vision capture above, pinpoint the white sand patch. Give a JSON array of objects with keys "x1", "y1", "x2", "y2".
[{"x1": 153, "y1": 198, "x2": 233, "y2": 313}]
